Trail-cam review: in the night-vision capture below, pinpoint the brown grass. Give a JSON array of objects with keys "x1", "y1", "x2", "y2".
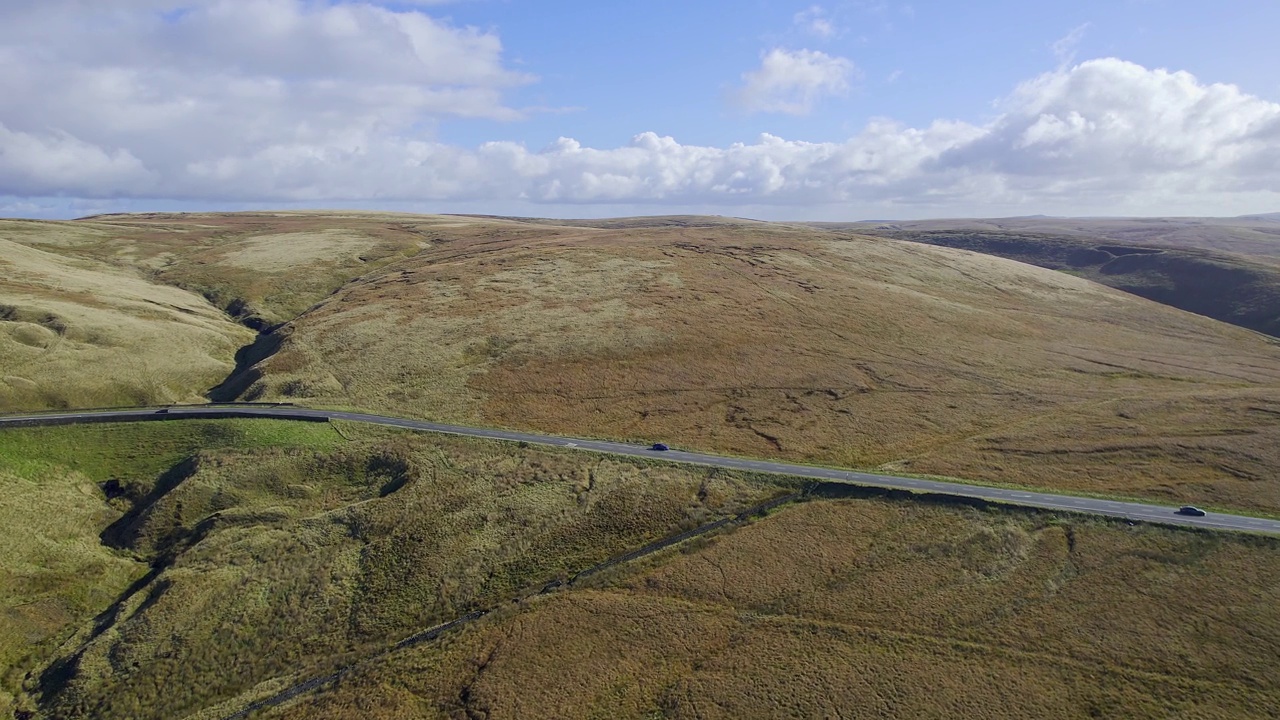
[
  {"x1": 275, "y1": 499, "x2": 1280, "y2": 719},
  {"x1": 8, "y1": 211, "x2": 1280, "y2": 719},
  {"x1": 17, "y1": 422, "x2": 778, "y2": 720},
  {"x1": 230, "y1": 218, "x2": 1280, "y2": 513},
  {"x1": 9, "y1": 210, "x2": 1280, "y2": 510}
]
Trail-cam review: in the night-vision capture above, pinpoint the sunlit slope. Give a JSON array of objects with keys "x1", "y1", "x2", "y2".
[
  {"x1": 0, "y1": 238, "x2": 252, "y2": 410},
  {"x1": 0, "y1": 212, "x2": 436, "y2": 326},
  {"x1": 233, "y1": 219, "x2": 1280, "y2": 512}
]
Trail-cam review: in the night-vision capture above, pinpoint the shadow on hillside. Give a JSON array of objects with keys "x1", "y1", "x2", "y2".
[{"x1": 208, "y1": 329, "x2": 287, "y2": 402}]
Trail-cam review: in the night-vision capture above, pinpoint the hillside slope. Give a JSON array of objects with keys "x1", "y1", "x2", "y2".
[
  {"x1": 0, "y1": 213, "x2": 434, "y2": 328},
  {"x1": 223, "y1": 216, "x2": 1280, "y2": 512},
  {"x1": 280, "y1": 499, "x2": 1280, "y2": 720},
  {"x1": 0, "y1": 238, "x2": 251, "y2": 410},
  {"x1": 836, "y1": 214, "x2": 1280, "y2": 261},
  {"x1": 0, "y1": 421, "x2": 776, "y2": 719},
  {"x1": 843, "y1": 226, "x2": 1280, "y2": 338}
]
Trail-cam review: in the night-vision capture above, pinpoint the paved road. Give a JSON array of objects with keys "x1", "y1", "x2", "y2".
[{"x1": 3, "y1": 404, "x2": 1279, "y2": 535}]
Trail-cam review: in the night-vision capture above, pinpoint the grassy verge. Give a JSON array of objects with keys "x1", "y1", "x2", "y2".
[
  {"x1": 327, "y1": 406, "x2": 1280, "y2": 522},
  {"x1": 0, "y1": 419, "x2": 345, "y2": 484}
]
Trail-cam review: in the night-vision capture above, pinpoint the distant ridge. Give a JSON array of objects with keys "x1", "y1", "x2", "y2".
[{"x1": 845, "y1": 215, "x2": 1280, "y2": 338}]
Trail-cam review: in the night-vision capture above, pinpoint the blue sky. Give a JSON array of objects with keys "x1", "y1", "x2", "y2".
[
  {"x1": 1, "y1": 0, "x2": 1278, "y2": 219},
  {"x1": 440, "y1": 0, "x2": 1280, "y2": 147}
]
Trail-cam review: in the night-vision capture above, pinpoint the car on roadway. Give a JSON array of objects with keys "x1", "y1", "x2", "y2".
[
  {"x1": 1176, "y1": 505, "x2": 1207, "y2": 517},
  {"x1": 650, "y1": 443, "x2": 669, "y2": 451}
]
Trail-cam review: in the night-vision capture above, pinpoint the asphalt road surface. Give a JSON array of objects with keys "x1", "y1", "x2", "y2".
[{"x1": 3, "y1": 404, "x2": 1279, "y2": 535}]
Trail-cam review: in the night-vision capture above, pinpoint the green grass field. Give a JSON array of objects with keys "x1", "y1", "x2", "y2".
[
  {"x1": 0, "y1": 419, "x2": 345, "y2": 483},
  {"x1": 0, "y1": 420, "x2": 348, "y2": 716}
]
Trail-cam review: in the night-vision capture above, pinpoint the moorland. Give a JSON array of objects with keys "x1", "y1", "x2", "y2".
[
  {"x1": 2, "y1": 210, "x2": 1280, "y2": 718},
  {"x1": 837, "y1": 214, "x2": 1280, "y2": 337}
]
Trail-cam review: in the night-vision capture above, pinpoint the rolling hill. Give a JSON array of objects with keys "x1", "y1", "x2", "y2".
[
  {"x1": 200, "y1": 215, "x2": 1280, "y2": 513},
  {"x1": 279, "y1": 498, "x2": 1280, "y2": 720},
  {"x1": 0, "y1": 236, "x2": 251, "y2": 410},
  {"x1": 835, "y1": 216, "x2": 1280, "y2": 338},
  {"x1": 5, "y1": 211, "x2": 1280, "y2": 719},
  {"x1": 838, "y1": 214, "x2": 1280, "y2": 262}
]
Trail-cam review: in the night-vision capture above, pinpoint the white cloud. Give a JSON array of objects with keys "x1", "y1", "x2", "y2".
[
  {"x1": 137, "y1": 59, "x2": 1275, "y2": 217},
  {"x1": 735, "y1": 48, "x2": 857, "y2": 115},
  {"x1": 0, "y1": 0, "x2": 1277, "y2": 223},
  {"x1": 0, "y1": 123, "x2": 155, "y2": 196},
  {"x1": 1051, "y1": 23, "x2": 1091, "y2": 66},
  {"x1": 794, "y1": 5, "x2": 838, "y2": 38},
  {"x1": 0, "y1": 0, "x2": 531, "y2": 197}
]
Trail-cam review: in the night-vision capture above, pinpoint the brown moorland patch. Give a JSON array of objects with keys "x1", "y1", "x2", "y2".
[
  {"x1": 275, "y1": 499, "x2": 1280, "y2": 720},
  {"x1": 825, "y1": 214, "x2": 1280, "y2": 262},
  {"x1": 231, "y1": 218, "x2": 1280, "y2": 512}
]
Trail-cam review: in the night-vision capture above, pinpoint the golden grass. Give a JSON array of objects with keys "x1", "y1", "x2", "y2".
[
  {"x1": 0, "y1": 213, "x2": 450, "y2": 325},
  {"x1": 0, "y1": 238, "x2": 252, "y2": 411},
  {"x1": 230, "y1": 218, "x2": 1280, "y2": 513},
  {"x1": 10, "y1": 210, "x2": 1280, "y2": 510},
  {"x1": 277, "y1": 499, "x2": 1280, "y2": 719},
  {"x1": 7, "y1": 211, "x2": 1280, "y2": 719},
  {"x1": 0, "y1": 212, "x2": 482, "y2": 410},
  {"x1": 219, "y1": 229, "x2": 379, "y2": 272}
]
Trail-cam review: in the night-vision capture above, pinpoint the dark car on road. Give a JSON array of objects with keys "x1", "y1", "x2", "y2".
[
  {"x1": 1176, "y1": 505, "x2": 1207, "y2": 517},
  {"x1": 651, "y1": 443, "x2": 669, "y2": 451}
]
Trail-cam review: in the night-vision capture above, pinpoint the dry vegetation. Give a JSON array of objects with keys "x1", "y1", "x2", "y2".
[
  {"x1": 227, "y1": 216, "x2": 1280, "y2": 513},
  {"x1": 0, "y1": 466, "x2": 139, "y2": 714},
  {"x1": 0, "y1": 237, "x2": 251, "y2": 410},
  {"x1": 7, "y1": 211, "x2": 1280, "y2": 512},
  {"x1": 0, "y1": 211, "x2": 481, "y2": 410},
  {"x1": 276, "y1": 499, "x2": 1280, "y2": 720},
  {"x1": 5, "y1": 211, "x2": 1280, "y2": 719},
  {"x1": 0, "y1": 212, "x2": 443, "y2": 327},
  {"x1": 0, "y1": 421, "x2": 778, "y2": 719},
  {"x1": 830, "y1": 214, "x2": 1280, "y2": 262},
  {"x1": 845, "y1": 224, "x2": 1280, "y2": 338}
]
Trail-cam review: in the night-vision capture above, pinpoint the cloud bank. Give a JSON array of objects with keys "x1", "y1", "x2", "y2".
[{"x1": 1, "y1": 1, "x2": 1278, "y2": 217}]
